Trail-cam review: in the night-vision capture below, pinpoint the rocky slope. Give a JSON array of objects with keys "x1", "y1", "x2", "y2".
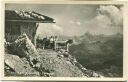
[
  {"x1": 5, "y1": 49, "x2": 86, "y2": 77},
  {"x1": 5, "y1": 33, "x2": 103, "y2": 77}
]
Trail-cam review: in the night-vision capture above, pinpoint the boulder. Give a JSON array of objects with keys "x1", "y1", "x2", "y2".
[
  {"x1": 6, "y1": 33, "x2": 38, "y2": 58},
  {"x1": 5, "y1": 54, "x2": 39, "y2": 76},
  {"x1": 5, "y1": 33, "x2": 40, "y2": 71}
]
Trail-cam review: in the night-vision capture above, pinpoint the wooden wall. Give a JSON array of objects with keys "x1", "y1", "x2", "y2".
[
  {"x1": 5, "y1": 21, "x2": 38, "y2": 45},
  {"x1": 5, "y1": 22, "x2": 21, "y2": 42}
]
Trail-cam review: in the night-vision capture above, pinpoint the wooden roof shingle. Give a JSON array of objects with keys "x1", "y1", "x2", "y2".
[{"x1": 5, "y1": 10, "x2": 55, "y2": 23}]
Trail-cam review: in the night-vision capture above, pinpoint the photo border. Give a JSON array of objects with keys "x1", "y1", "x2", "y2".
[{"x1": 0, "y1": 0, "x2": 127, "y2": 81}]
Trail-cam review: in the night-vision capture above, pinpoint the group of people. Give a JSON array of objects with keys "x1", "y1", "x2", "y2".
[
  {"x1": 37, "y1": 35, "x2": 58, "y2": 50},
  {"x1": 37, "y1": 35, "x2": 74, "y2": 52}
]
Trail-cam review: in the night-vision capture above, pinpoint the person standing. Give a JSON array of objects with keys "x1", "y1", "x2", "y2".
[
  {"x1": 54, "y1": 36, "x2": 58, "y2": 50},
  {"x1": 42, "y1": 36, "x2": 47, "y2": 49},
  {"x1": 50, "y1": 36, "x2": 54, "y2": 49}
]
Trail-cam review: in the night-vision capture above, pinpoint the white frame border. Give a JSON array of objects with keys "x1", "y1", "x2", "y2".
[{"x1": 0, "y1": 0, "x2": 127, "y2": 81}]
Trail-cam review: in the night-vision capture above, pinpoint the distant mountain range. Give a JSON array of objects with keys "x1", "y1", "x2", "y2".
[
  {"x1": 36, "y1": 32, "x2": 123, "y2": 77},
  {"x1": 69, "y1": 32, "x2": 123, "y2": 77}
]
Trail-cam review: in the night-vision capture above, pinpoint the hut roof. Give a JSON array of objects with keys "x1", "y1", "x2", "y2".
[{"x1": 5, "y1": 10, "x2": 55, "y2": 23}]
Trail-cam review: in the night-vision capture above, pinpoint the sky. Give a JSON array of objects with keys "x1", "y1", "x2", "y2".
[{"x1": 5, "y1": 4, "x2": 123, "y2": 36}]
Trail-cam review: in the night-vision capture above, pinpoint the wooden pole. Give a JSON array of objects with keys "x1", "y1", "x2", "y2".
[{"x1": 34, "y1": 23, "x2": 39, "y2": 48}]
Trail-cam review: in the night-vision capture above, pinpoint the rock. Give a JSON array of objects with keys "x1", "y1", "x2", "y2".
[
  {"x1": 4, "y1": 54, "x2": 39, "y2": 76},
  {"x1": 6, "y1": 33, "x2": 38, "y2": 58},
  {"x1": 5, "y1": 33, "x2": 41, "y2": 68}
]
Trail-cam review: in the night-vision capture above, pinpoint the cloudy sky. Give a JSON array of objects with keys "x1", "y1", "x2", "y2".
[{"x1": 6, "y1": 4, "x2": 123, "y2": 36}]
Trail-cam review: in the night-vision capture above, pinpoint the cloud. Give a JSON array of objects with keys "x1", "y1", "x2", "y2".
[
  {"x1": 36, "y1": 5, "x2": 123, "y2": 36},
  {"x1": 36, "y1": 23, "x2": 63, "y2": 36},
  {"x1": 69, "y1": 20, "x2": 75, "y2": 24},
  {"x1": 52, "y1": 24, "x2": 63, "y2": 33},
  {"x1": 76, "y1": 21, "x2": 81, "y2": 26},
  {"x1": 85, "y1": 5, "x2": 123, "y2": 35},
  {"x1": 97, "y1": 5, "x2": 123, "y2": 26},
  {"x1": 70, "y1": 20, "x2": 81, "y2": 26}
]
